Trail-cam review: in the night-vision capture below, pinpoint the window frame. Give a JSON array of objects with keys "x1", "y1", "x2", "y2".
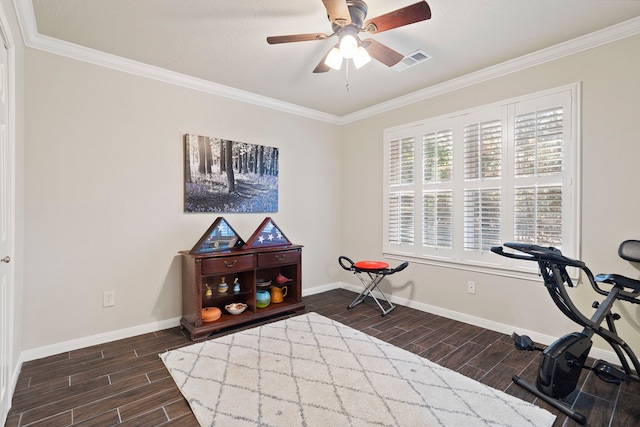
[{"x1": 383, "y1": 83, "x2": 581, "y2": 279}]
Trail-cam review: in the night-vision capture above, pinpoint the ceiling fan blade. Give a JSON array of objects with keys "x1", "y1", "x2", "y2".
[
  {"x1": 267, "y1": 33, "x2": 328, "y2": 44},
  {"x1": 322, "y1": 0, "x2": 351, "y2": 26},
  {"x1": 364, "y1": 1, "x2": 431, "y2": 34},
  {"x1": 313, "y1": 48, "x2": 332, "y2": 73},
  {"x1": 362, "y1": 39, "x2": 404, "y2": 67}
]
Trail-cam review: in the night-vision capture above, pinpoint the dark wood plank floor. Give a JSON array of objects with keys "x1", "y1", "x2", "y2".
[{"x1": 5, "y1": 288, "x2": 640, "y2": 426}]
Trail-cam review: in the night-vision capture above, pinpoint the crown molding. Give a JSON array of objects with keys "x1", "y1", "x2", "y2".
[
  {"x1": 13, "y1": 1, "x2": 640, "y2": 126},
  {"x1": 33, "y1": 34, "x2": 343, "y2": 125}
]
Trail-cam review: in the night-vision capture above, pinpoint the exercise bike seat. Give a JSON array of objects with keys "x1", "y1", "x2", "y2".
[
  {"x1": 618, "y1": 239, "x2": 640, "y2": 262},
  {"x1": 594, "y1": 273, "x2": 640, "y2": 293},
  {"x1": 594, "y1": 240, "x2": 640, "y2": 296}
]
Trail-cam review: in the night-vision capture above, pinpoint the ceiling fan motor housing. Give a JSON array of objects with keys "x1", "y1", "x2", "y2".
[{"x1": 331, "y1": 0, "x2": 368, "y2": 33}]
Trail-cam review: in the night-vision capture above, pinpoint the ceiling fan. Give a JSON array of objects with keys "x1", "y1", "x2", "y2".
[{"x1": 266, "y1": 0, "x2": 432, "y2": 73}]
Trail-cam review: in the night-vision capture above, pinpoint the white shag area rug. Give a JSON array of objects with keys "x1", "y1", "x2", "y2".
[{"x1": 160, "y1": 312, "x2": 555, "y2": 426}]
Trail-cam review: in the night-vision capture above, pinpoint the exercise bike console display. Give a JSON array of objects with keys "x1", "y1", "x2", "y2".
[{"x1": 491, "y1": 241, "x2": 640, "y2": 425}]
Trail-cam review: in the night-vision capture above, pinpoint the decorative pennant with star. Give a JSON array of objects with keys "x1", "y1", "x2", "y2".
[{"x1": 244, "y1": 217, "x2": 292, "y2": 248}]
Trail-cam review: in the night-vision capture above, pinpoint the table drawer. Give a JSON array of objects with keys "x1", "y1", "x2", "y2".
[
  {"x1": 200, "y1": 254, "x2": 254, "y2": 275},
  {"x1": 257, "y1": 250, "x2": 301, "y2": 268}
]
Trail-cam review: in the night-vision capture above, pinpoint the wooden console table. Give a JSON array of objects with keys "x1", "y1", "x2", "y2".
[{"x1": 179, "y1": 245, "x2": 304, "y2": 341}]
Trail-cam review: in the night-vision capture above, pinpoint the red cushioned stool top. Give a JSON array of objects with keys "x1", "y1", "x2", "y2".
[{"x1": 354, "y1": 260, "x2": 389, "y2": 271}]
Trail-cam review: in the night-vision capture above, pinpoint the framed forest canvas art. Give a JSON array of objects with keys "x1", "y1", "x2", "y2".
[{"x1": 184, "y1": 134, "x2": 279, "y2": 213}]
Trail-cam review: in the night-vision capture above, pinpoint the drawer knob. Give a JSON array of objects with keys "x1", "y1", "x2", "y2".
[
  {"x1": 275, "y1": 255, "x2": 285, "y2": 261},
  {"x1": 224, "y1": 260, "x2": 237, "y2": 268}
]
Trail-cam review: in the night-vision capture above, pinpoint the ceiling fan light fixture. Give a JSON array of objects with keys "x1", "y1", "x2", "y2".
[
  {"x1": 325, "y1": 47, "x2": 343, "y2": 70},
  {"x1": 353, "y1": 45, "x2": 371, "y2": 69},
  {"x1": 339, "y1": 33, "x2": 358, "y2": 59}
]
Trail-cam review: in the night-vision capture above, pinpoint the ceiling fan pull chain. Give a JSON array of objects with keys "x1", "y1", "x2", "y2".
[{"x1": 345, "y1": 60, "x2": 350, "y2": 92}]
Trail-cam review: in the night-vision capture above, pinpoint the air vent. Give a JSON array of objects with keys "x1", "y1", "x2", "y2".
[{"x1": 392, "y1": 50, "x2": 432, "y2": 71}]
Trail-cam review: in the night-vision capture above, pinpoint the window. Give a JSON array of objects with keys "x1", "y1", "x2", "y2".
[{"x1": 383, "y1": 84, "x2": 580, "y2": 276}]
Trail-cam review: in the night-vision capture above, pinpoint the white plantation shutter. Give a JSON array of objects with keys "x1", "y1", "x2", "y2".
[
  {"x1": 389, "y1": 192, "x2": 414, "y2": 245},
  {"x1": 424, "y1": 130, "x2": 453, "y2": 182},
  {"x1": 514, "y1": 107, "x2": 563, "y2": 176},
  {"x1": 389, "y1": 137, "x2": 415, "y2": 185},
  {"x1": 462, "y1": 117, "x2": 503, "y2": 252},
  {"x1": 422, "y1": 130, "x2": 453, "y2": 248},
  {"x1": 463, "y1": 119, "x2": 502, "y2": 180},
  {"x1": 513, "y1": 103, "x2": 566, "y2": 248},
  {"x1": 387, "y1": 137, "x2": 415, "y2": 245},
  {"x1": 383, "y1": 84, "x2": 578, "y2": 275},
  {"x1": 514, "y1": 186, "x2": 562, "y2": 245},
  {"x1": 464, "y1": 188, "x2": 502, "y2": 251},
  {"x1": 423, "y1": 190, "x2": 453, "y2": 248}
]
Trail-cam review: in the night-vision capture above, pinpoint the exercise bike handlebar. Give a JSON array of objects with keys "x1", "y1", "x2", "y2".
[
  {"x1": 492, "y1": 242, "x2": 640, "y2": 304},
  {"x1": 490, "y1": 243, "x2": 585, "y2": 269}
]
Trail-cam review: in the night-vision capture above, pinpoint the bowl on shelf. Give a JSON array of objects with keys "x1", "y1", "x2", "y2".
[
  {"x1": 225, "y1": 302, "x2": 248, "y2": 315},
  {"x1": 256, "y1": 279, "x2": 271, "y2": 288},
  {"x1": 201, "y1": 307, "x2": 222, "y2": 323}
]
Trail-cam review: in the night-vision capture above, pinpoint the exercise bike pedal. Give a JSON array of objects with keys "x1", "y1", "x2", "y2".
[
  {"x1": 511, "y1": 332, "x2": 543, "y2": 351},
  {"x1": 592, "y1": 360, "x2": 627, "y2": 384}
]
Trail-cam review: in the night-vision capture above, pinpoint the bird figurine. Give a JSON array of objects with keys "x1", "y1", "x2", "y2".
[{"x1": 276, "y1": 273, "x2": 292, "y2": 285}]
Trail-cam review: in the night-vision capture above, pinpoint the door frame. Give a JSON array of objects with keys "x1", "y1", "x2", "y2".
[{"x1": 0, "y1": 2, "x2": 16, "y2": 424}]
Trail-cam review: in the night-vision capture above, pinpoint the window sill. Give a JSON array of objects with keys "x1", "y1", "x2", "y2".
[{"x1": 382, "y1": 251, "x2": 547, "y2": 282}]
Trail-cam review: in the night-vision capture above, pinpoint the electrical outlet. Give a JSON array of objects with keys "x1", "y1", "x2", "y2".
[
  {"x1": 467, "y1": 281, "x2": 476, "y2": 294},
  {"x1": 103, "y1": 290, "x2": 115, "y2": 307}
]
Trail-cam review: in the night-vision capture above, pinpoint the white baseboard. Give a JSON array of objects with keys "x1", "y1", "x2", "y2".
[
  {"x1": 302, "y1": 282, "x2": 343, "y2": 296},
  {"x1": 20, "y1": 317, "x2": 182, "y2": 363},
  {"x1": 19, "y1": 285, "x2": 344, "y2": 363}
]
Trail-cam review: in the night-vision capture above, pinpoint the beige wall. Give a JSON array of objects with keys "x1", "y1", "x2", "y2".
[
  {"x1": 341, "y1": 34, "x2": 640, "y2": 355},
  {"x1": 24, "y1": 49, "x2": 342, "y2": 350}
]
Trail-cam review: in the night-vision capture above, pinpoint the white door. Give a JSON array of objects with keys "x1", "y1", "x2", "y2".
[{"x1": 0, "y1": 29, "x2": 12, "y2": 424}]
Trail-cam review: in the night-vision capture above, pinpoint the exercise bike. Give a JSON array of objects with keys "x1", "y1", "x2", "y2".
[{"x1": 491, "y1": 241, "x2": 640, "y2": 425}]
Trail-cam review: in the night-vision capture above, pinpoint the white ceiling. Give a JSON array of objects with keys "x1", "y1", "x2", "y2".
[{"x1": 22, "y1": 0, "x2": 640, "y2": 119}]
